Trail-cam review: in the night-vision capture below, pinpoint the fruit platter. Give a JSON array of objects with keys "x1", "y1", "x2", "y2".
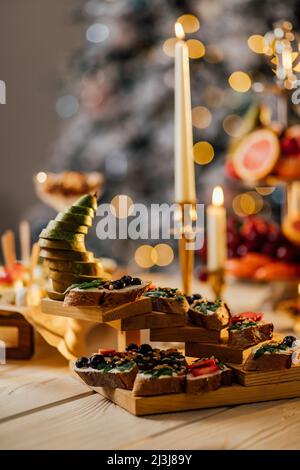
[
  {"x1": 226, "y1": 125, "x2": 300, "y2": 183},
  {"x1": 225, "y1": 216, "x2": 300, "y2": 282}
]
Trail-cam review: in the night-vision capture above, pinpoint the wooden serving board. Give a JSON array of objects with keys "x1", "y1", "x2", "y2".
[
  {"x1": 150, "y1": 322, "x2": 220, "y2": 343},
  {"x1": 41, "y1": 297, "x2": 152, "y2": 323},
  {"x1": 91, "y1": 381, "x2": 300, "y2": 416},
  {"x1": 109, "y1": 311, "x2": 184, "y2": 332},
  {"x1": 229, "y1": 362, "x2": 300, "y2": 386}
]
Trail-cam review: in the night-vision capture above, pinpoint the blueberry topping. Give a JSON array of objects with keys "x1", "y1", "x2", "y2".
[
  {"x1": 138, "y1": 343, "x2": 153, "y2": 354},
  {"x1": 283, "y1": 335, "x2": 296, "y2": 347},
  {"x1": 131, "y1": 277, "x2": 142, "y2": 285},
  {"x1": 89, "y1": 354, "x2": 106, "y2": 369},
  {"x1": 126, "y1": 343, "x2": 139, "y2": 351},
  {"x1": 75, "y1": 357, "x2": 89, "y2": 369},
  {"x1": 121, "y1": 275, "x2": 133, "y2": 286},
  {"x1": 186, "y1": 293, "x2": 202, "y2": 304},
  {"x1": 112, "y1": 280, "x2": 124, "y2": 289}
]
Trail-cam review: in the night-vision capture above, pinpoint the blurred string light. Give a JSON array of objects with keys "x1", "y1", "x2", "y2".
[
  {"x1": 193, "y1": 141, "x2": 214, "y2": 165},
  {"x1": 55, "y1": 95, "x2": 79, "y2": 118},
  {"x1": 134, "y1": 245, "x2": 156, "y2": 268},
  {"x1": 222, "y1": 114, "x2": 243, "y2": 137},
  {"x1": 228, "y1": 71, "x2": 252, "y2": 93},
  {"x1": 232, "y1": 191, "x2": 263, "y2": 217},
  {"x1": 162, "y1": 37, "x2": 177, "y2": 57},
  {"x1": 247, "y1": 35, "x2": 266, "y2": 54},
  {"x1": 134, "y1": 244, "x2": 174, "y2": 269},
  {"x1": 110, "y1": 194, "x2": 134, "y2": 218},
  {"x1": 154, "y1": 244, "x2": 174, "y2": 266},
  {"x1": 187, "y1": 39, "x2": 205, "y2": 59},
  {"x1": 192, "y1": 106, "x2": 212, "y2": 129},
  {"x1": 176, "y1": 14, "x2": 200, "y2": 33},
  {"x1": 255, "y1": 186, "x2": 276, "y2": 196},
  {"x1": 36, "y1": 172, "x2": 47, "y2": 183},
  {"x1": 86, "y1": 23, "x2": 110, "y2": 43},
  {"x1": 204, "y1": 44, "x2": 224, "y2": 63}
]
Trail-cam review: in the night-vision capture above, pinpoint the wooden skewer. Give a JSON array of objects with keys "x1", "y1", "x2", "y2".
[
  {"x1": 19, "y1": 220, "x2": 31, "y2": 264},
  {"x1": 29, "y1": 242, "x2": 40, "y2": 282},
  {"x1": 1, "y1": 230, "x2": 16, "y2": 270}
]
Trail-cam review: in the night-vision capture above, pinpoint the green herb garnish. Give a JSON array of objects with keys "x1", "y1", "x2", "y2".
[
  {"x1": 194, "y1": 299, "x2": 222, "y2": 315},
  {"x1": 144, "y1": 287, "x2": 184, "y2": 302},
  {"x1": 229, "y1": 321, "x2": 258, "y2": 331},
  {"x1": 253, "y1": 342, "x2": 289, "y2": 360},
  {"x1": 66, "y1": 279, "x2": 105, "y2": 293},
  {"x1": 143, "y1": 366, "x2": 174, "y2": 380}
]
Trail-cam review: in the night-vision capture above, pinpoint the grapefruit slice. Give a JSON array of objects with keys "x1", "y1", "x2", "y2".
[{"x1": 231, "y1": 129, "x2": 280, "y2": 182}]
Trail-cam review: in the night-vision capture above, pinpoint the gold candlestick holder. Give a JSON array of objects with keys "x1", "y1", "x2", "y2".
[
  {"x1": 176, "y1": 202, "x2": 196, "y2": 295},
  {"x1": 208, "y1": 268, "x2": 226, "y2": 300}
]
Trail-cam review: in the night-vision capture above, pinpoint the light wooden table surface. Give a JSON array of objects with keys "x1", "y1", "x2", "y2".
[{"x1": 1, "y1": 280, "x2": 300, "y2": 450}]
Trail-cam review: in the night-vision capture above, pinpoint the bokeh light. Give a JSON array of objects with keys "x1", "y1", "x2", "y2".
[
  {"x1": 134, "y1": 245, "x2": 157, "y2": 268},
  {"x1": 110, "y1": 194, "x2": 134, "y2": 218},
  {"x1": 187, "y1": 39, "x2": 205, "y2": 59},
  {"x1": 36, "y1": 172, "x2": 47, "y2": 183},
  {"x1": 162, "y1": 37, "x2": 177, "y2": 57},
  {"x1": 255, "y1": 186, "x2": 276, "y2": 196},
  {"x1": 247, "y1": 35, "x2": 266, "y2": 54},
  {"x1": 86, "y1": 23, "x2": 110, "y2": 43},
  {"x1": 154, "y1": 244, "x2": 174, "y2": 266},
  {"x1": 228, "y1": 71, "x2": 251, "y2": 92},
  {"x1": 192, "y1": 106, "x2": 212, "y2": 129},
  {"x1": 55, "y1": 95, "x2": 79, "y2": 119},
  {"x1": 193, "y1": 141, "x2": 214, "y2": 165},
  {"x1": 232, "y1": 191, "x2": 264, "y2": 217},
  {"x1": 176, "y1": 14, "x2": 200, "y2": 33},
  {"x1": 222, "y1": 114, "x2": 243, "y2": 137}
]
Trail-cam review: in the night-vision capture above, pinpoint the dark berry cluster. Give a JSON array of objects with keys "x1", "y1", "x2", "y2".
[{"x1": 103, "y1": 275, "x2": 142, "y2": 290}]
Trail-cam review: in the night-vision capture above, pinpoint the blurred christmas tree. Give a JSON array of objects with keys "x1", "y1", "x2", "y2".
[{"x1": 37, "y1": 0, "x2": 300, "y2": 263}]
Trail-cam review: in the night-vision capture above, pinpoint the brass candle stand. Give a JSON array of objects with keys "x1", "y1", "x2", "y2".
[
  {"x1": 176, "y1": 202, "x2": 196, "y2": 295},
  {"x1": 207, "y1": 268, "x2": 226, "y2": 300}
]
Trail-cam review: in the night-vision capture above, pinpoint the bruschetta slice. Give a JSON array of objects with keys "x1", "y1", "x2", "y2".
[
  {"x1": 144, "y1": 287, "x2": 189, "y2": 314},
  {"x1": 244, "y1": 336, "x2": 298, "y2": 371},
  {"x1": 188, "y1": 299, "x2": 231, "y2": 330},
  {"x1": 227, "y1": 312, "x2": 273, "y2": 349},
  {"x1": 186, "y1": 357, "x2": 232, "y2": 393}
]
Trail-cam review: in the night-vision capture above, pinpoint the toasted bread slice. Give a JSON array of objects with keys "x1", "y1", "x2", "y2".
[
  {"x1": 186, "y1": 358, "x2": 232, "y2": 393},
  {"x1": 244, "y1": 339, "x2": 293, "y2": 371},
  {"x1": 132, "y1": 366, "x2": 186, "y2": 396},
  {"x1": 75, "y1": 363, "x2": 138, "y2": 389},
  {"x1": 188, "y1": 299, "x2": 231, "y2": 330},
  {"x1": 144, "y1": 287, "x2": 189, "y2": 314},
  {"x1": 64, "y1": 280, "x2": 150, "y2": 308},
  {"x1": 228, "y1": 321, "x2": 273, "y2": 349}
]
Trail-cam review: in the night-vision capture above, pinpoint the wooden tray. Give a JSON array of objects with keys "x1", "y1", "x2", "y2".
[
  {"x1": 41, "y1": 297, "x2": 152, "y2": 323},
  {"x1": 229, "y1": 362, "x2": 300, "y2": 386},
  {"x1": 91, "y1": 381, "x2": 300, "y2": 416}
]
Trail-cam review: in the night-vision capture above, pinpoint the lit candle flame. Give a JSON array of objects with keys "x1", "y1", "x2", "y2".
[
  {"x1": 298, "y1": 283, "x2": 300, "y2": 296},
  {"x1": 175, "y1": 22, "x2": 185, "y2": 40},
  {"x1": 212, "y1": 186, "x2": 224, "y2": 207}
]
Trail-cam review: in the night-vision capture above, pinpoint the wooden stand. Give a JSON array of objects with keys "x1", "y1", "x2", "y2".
[
  {"x1": 0, "y1": 311, "x2": 34, "y2": 360},
  {"x1": 150, "y1": 322, "x2": 220, "y2": 343}
]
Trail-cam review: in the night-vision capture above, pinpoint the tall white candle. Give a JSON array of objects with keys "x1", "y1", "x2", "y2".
[
  {"x1": 174, "y1": 23, "x2": 196, "y2": 203},
  {"x1": 207, "y1": 186, "x2": 227, "y2": 271}
]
